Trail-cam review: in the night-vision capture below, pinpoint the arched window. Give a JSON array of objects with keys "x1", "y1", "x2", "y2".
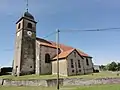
[
  {"x1": 27, "y1": 23, "x2": 32, "y2": 29},
  {"x1": 18, "y1": 23, "x2": 21, "y2": 29},
  {"x1": 45, "y1": 53, "x2": 51, "y2": 63}
]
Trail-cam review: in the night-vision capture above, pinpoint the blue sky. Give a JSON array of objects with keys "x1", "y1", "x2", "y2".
[{"x1": 0, "y1": 0, "x2": 120, "y2": 67}]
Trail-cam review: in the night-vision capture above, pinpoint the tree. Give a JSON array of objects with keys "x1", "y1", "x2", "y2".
[
  {"x1": 99, "y1": 65, "x2": 107, "y2": 71},
  {"x1": 107, "y1": 62, "x2": 117, "y2": 71},
  {"x1": 99, "y1": 61, "x2": 120, "y2": 71},
  {"x1": 117, "y1": 63, "x2": 120, "y2": 71}
]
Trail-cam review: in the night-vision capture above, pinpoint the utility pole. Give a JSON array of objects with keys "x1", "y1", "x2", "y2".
[{"x1": 56, "y1": 29, "x2": 60, "y2": 90}]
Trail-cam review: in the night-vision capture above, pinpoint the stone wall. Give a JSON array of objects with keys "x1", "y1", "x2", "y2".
[
  {"x1": 67, "y1": 50, "x2": 85, "y2": 76},
  {"x1": 13, "y1": 17, "x2": 36, "y2": 76},
  {"x1": 82, "y1": 57, "x2": 93, "y2": 74},
  {"x1": 63, "y1": 78, "x2": 120, "y2": 86},
  {"x1": 2, "y1": 78, "x2": 63, "y2": 87},
  {"x1": 1, "y1": 78, "x2": 120, "y2": 87},
  {"x1": 3, "y1": 79, "x2": 47, "y2": 86},
  {"x1": 39, "y1": 45, "x2": 56, "y2": 74},
  {"x1": 46, "y1": 79, "x2": 63, "y2": 87}
]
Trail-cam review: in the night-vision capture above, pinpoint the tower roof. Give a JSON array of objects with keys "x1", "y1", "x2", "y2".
[
  {"x1": 16, "y1": 11, "x2": 37, "y2": 24},
  {"x1": 23, "y1": 11, "x2": 34, "y2": 20}
]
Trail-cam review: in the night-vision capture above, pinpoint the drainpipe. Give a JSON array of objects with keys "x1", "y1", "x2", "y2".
[{"x1": 39, "y1": 44, "x2": 41, "y2": 75}]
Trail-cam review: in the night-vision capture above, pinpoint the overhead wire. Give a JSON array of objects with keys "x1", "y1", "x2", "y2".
[
  {"x1": 3, "y1": 27, "x2": 120, "y2": 52},
  {"x1": 43, "y1": 31, "x2": 57, "y2": 38},
  {"x1": 59, "y1": 27, "x2": 120, "y2": 32}
]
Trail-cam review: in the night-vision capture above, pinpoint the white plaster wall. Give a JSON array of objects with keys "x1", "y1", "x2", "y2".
[
  {"x1": 35, "y1": 41, "x2": 40, "y2": 75},
  {"x1": 52, "y1": 59, "x2": 67, "y2": 76}
]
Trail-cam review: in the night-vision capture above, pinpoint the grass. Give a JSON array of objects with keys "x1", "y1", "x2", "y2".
[
  {"x1": 0, "y1": 72, "x2": 120, "y2": 90},
  {"x1": 0, "y1": 74, "x2": 60, "y2": 80},
  {"x1": 0, "y1": 71, "x2": 120, "y2": 80},
  {"x1": 74, "y1": 84, "x2": 120, "y2": 90},
  {"x1": 0, "y1": 84, "x2": 120, "y2": 90}
]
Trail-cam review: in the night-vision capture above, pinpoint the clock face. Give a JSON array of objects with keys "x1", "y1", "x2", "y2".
[{"x1": 27, "y1": 31, "x2": 32, "y2": 36}]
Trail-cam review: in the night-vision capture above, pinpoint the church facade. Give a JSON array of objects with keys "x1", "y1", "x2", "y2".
[{"x1": 12, "y1": 11, "x2": 93, "y2": 76}]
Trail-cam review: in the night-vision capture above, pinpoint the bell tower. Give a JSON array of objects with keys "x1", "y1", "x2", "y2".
[{"x1": 12, "y1": 11, "x2": 37, "y2": 76}]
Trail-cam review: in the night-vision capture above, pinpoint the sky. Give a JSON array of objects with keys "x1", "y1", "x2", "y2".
[{"x1": 0, "y1": 0, "x2": 120, "y2": 67}]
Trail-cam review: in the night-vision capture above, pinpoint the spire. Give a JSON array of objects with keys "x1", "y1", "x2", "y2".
[
  {"x1": 26, "y1": 0, "x2": 29, "y2": 12},
  {"x1": 22, "y1": 0, "x2": 35, "y2": 20}
]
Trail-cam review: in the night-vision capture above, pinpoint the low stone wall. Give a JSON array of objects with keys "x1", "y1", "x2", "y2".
[
  {"x1": 1, "y1": 78, "x2": 120, "y2": 87},
  {"x1": 3, "y1": 79, "x2": 47, "y2": 86},
  {"x1": 0, "y1": 79, "x2": 3, "y2": 85},
  {"x1": 46, "y1": 79, "x2": 63, "y2": 87},
  {"x1": 2, "y1": 78, "x2": 63, "y2": 87},
  {"x1": 63, "y1": 78, "x2": 120, "y2": 86}
]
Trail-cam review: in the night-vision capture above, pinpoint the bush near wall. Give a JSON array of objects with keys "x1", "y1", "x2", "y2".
[{"x1": 93, "y1": 68, "x2": 99, "y2": 73}]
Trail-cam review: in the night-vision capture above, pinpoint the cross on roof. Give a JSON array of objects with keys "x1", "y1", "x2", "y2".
[{"x1": 26, "y1": 0, "x2": 29, "y2": 12}]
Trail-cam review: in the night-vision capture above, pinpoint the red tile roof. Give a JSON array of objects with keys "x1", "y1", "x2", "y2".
[
  {"x1": 50, "y1": 41, "x2": 74, "y2": 51},
  {"x1": 36, "y1": 37, "x2": 91, "y2": 58},
  {"x1": 36, "y1": 37, "x2": 56, "y2": 48},
  {"x1": 50, "y1": 41, "x2": 91, "y2": 57},
  {"x1": 77, "y1": 49, "x2": 89, "y2": 57},
  {"x1": 40, "y1": 42, "x2": 56, "y2": 48},
  {"x1": 53, "y1": 49, "x2": 75, "y2": 60}
]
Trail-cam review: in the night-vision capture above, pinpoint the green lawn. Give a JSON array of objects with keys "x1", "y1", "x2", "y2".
[
  {"x1": 0, "y1": 84, "x2": 120, "y2": 90},
  {"x1": 0, "y1": 71, "x2": 120, "y2": 80},
  {"x1": 68, "y1": 71, "x2": 120, "y2": 79}
]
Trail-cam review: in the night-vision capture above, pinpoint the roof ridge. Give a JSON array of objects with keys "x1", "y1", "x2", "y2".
[
  {"x1": 53, "y1": 48, "x2": 75, "y2": 60},
  {"x1": 36, "y1": 37, "x2": 91, "y2": 57}
]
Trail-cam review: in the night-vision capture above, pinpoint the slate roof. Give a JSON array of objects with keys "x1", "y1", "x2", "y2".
[{"x1": 24, "y1": 11, "x2": 34, "y2": 20}]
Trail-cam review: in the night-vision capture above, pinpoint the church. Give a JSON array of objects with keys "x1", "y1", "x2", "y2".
[{"x1": 12, "y1": 11, "x2": 94, "y2": 76}]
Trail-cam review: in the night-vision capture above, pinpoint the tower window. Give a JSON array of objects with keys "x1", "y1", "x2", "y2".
[
  {"x1": 45, "y1": 53, "x2": 51, "y2": 63},
  {"x1": 18, "y1": 23, "x2": 21, "y2": 29},
  {"x1": 27, "y1": 23, "x2": 32, "y2": 29}
]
